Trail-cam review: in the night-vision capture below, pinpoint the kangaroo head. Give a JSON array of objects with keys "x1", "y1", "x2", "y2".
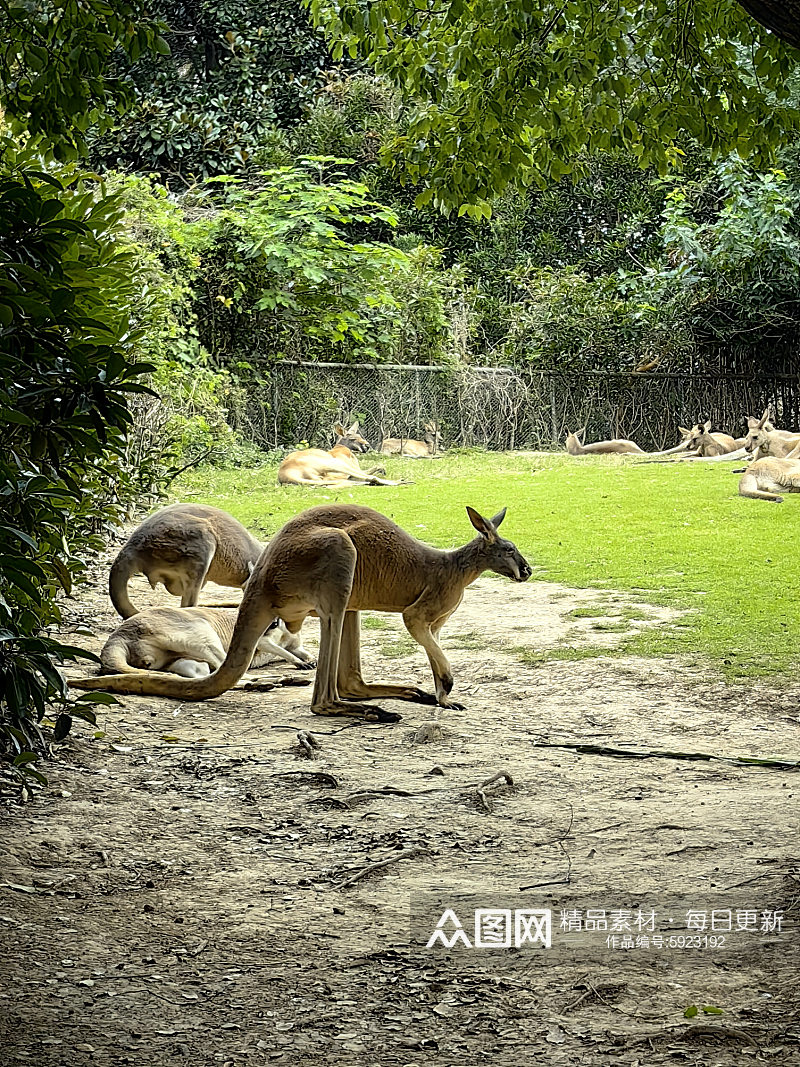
[
  {"x1": 744, "y1": 409, "x2": 777, "y2": 453},
  {"x1": 683, "y1": 421, "x2": 708, "y2": 447},
  {"x1": 333, "y1": 421, "x2": 370, "y2": 453},
  {"x1": 423, "y1": 421, "x2": 442, "y2": 450},
  {"x1": 466, "y1": 506, "x2": 532, "y2": 583}
]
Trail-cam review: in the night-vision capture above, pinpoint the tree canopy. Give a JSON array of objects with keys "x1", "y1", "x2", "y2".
[{"x1": 308, "y1": 0, "x2": 800, "y2": 215}]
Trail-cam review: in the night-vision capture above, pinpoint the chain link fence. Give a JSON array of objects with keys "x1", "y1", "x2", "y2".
[{"x1": 227, "y1": 361, "x2": 800, "y2": 452}]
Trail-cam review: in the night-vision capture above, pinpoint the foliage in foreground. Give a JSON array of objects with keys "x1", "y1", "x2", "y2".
[
  {"x1": 177, "y1": 451, "x2": 800, "y2": 682},
  {"x1": 0, "y1": 142, "x2": 244, "y2": 781}
]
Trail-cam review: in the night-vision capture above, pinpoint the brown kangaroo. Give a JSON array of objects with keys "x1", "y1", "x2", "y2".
[
  {"x1": 381, "y1": 422, "x2": 442, "y2": 458},
  {"x1": 109, "y1": 504, "x2": 264, "y2": 619},
  {"x1": 70, "y1": 504, "x2": 532, "y2": 721},
  {"x1": 78, "y1": 606, "x2": 315, "y2": 680},
  {"x1": 679, "y1": 421, "x2": 739, "y2": 457},
  {"x1": 565, "y1": 428, "x2": 644, "y2": 455}
]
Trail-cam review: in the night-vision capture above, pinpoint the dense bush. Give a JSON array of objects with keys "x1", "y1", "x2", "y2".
[
  {"x1": 0, "y1": 141, "x2": 160, "y2": 778},
  {"x1": 89, "y1": 0, "x2": 338, "y2": 181},
  {"x1": 187, "y1": 159, "x2": 465, "y2": 366}
]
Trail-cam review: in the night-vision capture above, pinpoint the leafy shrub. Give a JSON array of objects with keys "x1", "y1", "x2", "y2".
[
  {"x1": 0, "y1": 140, "x2": 168, "y2": 780},
  {"x1": 89, "y1": 0, "x2": 336, "y2": 180},
  {"x1": 188, "y1": 159, "x2": 462, "y2": 366},
  {"x1": 499, "y1": 266, "x2": 692, "y2": 372}
]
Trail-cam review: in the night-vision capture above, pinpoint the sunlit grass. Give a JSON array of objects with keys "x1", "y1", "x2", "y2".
[{"x1": 176, "y1": 450, "x2": 800, "y2": 682}]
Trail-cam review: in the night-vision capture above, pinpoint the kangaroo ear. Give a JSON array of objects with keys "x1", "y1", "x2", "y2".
[
  {"x1": 678, "y1": 426, "x2": 690, "y2": 437},
  {"x1": 466, "y1": 506, "x2": 498, "y2": 542},
  {"x1": 702, "y1": 420, "x2": 710, "y2": 432},
  {"x1": 490, "y1": 507, "x2": 507, "y2": 529},
  {"x1": 347, "y1": 421, "x2": 359, "y2": 434},
  {"x1": 759, "y1": 410, "x2": 770, "y2": 429},
  {"x1": 333, "y1": 424, "x2": 346, "y2": 436},
  {"x1": 577, "y1": 426, "x2": 586, "y2": 439}
]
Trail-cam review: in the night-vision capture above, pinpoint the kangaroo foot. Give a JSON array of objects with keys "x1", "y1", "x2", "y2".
[
  {"x1": 312, "y1": 700, "x2": 402, "y2": 723},
  {"x1": 338, "y1": 685, "x2": 439, "y2": 706}
]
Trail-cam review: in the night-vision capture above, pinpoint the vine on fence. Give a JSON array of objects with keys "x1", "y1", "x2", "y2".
[{"x1": 233, "y1": 362, "x2": 799, "y2": 452}]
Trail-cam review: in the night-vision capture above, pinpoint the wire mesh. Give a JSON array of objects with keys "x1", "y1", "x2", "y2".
[{"x1": 227, "y1": 362, "x2": 800, "y2": 452}]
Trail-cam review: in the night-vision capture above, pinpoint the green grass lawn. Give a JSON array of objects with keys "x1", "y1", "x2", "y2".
[{"x1": 175, "y1": 451, "x2": 800, "y2": 682}]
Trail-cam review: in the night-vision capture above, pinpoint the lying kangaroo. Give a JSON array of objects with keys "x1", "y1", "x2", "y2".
[
  {"x1": 565, "y1": 428, "x2": 644, "y2": 455},
  {"x1": 278, "y1": 423, "x2": 397, "y2": 487},
  {"x1": 679, "y1": 421, "x2": 739, "y2": 457},
  {"x1": 738, "y1": 442, "x2": 800, "y2": 502},
  {"x1": 70, "y1": 504, "x2": 532, "y2": 721},
  {"x1": 75, "y1": 607, "x2": 315, "y2": 681},
  {"x1": 381, "y1": 422, "x2": 442, "y2": 458},
  {"x1": 110, "y1": 504, "x2": 264, "y2": 619},
  {"x1": 744, "y1": 409, "x2": 800, "y2": 460}
]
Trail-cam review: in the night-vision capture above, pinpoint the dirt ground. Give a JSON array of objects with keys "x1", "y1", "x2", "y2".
[{"x1": 1, "y1": 542, "x2": 799, "y2": 1066}]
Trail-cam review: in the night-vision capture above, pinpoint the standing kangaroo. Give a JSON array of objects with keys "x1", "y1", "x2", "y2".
[
  {"x1": 565, "y1": 428, "x2": 644, "y2": 455},
  {"x1": 71, "y1": 504, "x2": 532, "y2": 721},
  {"x1": 109, "y1": 504, "x2": 264, "y2": 619},
  {"x1": 381, "y1": 422, "x2": 442, "y2": 458},
  {"x1": 83, "y1": 606, "x2": 315, "y2": 679}
]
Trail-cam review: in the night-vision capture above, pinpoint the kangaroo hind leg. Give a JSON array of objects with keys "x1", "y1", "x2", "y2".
[
  {"x1": 310, "y1": 537, "x2": 400, "y2": 721},
  {"x1": 336, "y1": 612, "x2": 437, "y2": 708}
]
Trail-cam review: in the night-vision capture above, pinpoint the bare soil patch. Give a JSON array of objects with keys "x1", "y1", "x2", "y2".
[{"x1": 1, "y1": 546, "x2": 799, "y2": 1066}]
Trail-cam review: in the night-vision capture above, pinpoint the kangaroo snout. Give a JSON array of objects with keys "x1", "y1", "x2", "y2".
[{"x1": 514, "y1": 559, "x2": 533, "y2": 582}]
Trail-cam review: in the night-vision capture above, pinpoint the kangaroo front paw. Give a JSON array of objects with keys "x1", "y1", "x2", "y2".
[
  {"x1": 296, "y1": 659, "x2": 316, "y2": 670},
  {"x1": 438, "y1": 697, "x2": 465, "y2": 710}
]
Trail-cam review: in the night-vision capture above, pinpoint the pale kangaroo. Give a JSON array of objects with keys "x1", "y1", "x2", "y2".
[
  {"x1": 278, "y1": 423, "x2": 398, "y2": 487},
  {"x1": 744, "y1": 409, "x2": 800, "y2": 460},
  {"x1": 70, "y1": 504, "x2": 532, "y2": 721},
  {"x1": 109, "y1": 504, "x2": 264, "y2": 619},
  {"x1": 679, "y1": 421, "x2": 740, "y2": 458},
  {"x1": 565, "y1": 428, "x2": 644, "y2": 455},
  {"x1": 76, "y1": 607, "x2": 315, "y2": 681},
  {"x1": 738, "y1": 442, "x2": 800, "y2": 502},
  {"x1": 381, "y1": 422, "x2": 442, "y2": 458}
]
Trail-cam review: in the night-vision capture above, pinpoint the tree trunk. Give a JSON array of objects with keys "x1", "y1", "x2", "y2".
[{"x1": 736, "y1": 1, "x2": 800, "y2": 50}]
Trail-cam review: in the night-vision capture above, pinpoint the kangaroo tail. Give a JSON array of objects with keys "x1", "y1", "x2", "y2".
[
  {"x1": 99, "y1": 637, "x2": 139, "y2": 674},
  {"x1": 109, "y1": 550, "x2": 139, "y2": 619}
]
